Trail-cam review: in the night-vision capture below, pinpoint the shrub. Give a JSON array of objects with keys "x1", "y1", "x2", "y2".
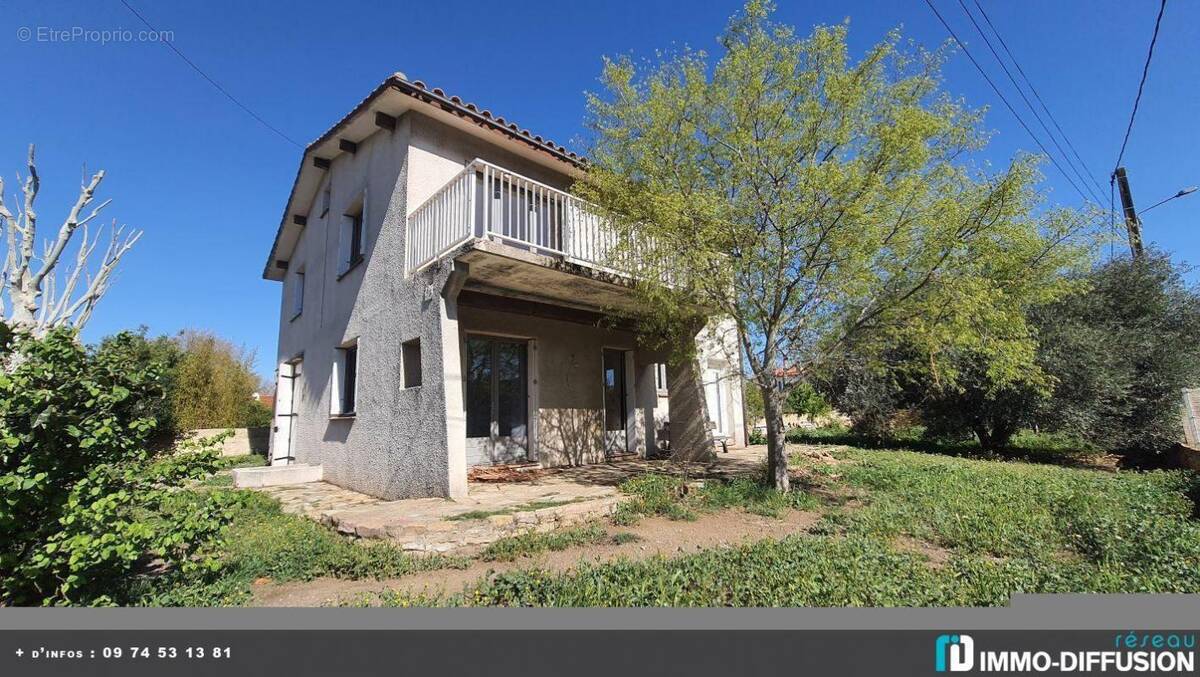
[
  {"x1": 171, "y1": 330, "x2": 267, "y2": 430},
  {"x1": 94, "y1": 328, "x2": 184, "y2": 444},
  {"x1": 0, "y1": 328, "x2": 232, "y2": 605}
]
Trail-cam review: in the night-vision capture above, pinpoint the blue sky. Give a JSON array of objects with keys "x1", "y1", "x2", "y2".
[{"x1": 2, "y1": 1, "x2": 1196, "y2": 379}]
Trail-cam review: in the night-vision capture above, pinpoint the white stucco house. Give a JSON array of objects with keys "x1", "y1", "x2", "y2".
[{"x1": 262, "y1": 73, "x2": 745, "y2": 500}]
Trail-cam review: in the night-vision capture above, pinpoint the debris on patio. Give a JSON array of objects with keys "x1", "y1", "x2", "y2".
[{"x1": 467, "y1": 465, "x2": 546, "y2": 483}]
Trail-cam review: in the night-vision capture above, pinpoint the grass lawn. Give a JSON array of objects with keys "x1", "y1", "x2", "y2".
[
  {"x1": 133, "y1": 443, "x2": 1200, "y2": 607},
  {"x1": 378, "y1": 447, "x2": 1200, "y2": 607}
]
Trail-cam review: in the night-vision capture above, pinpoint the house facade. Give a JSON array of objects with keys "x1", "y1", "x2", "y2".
[{"x1": 263, "y1": 73, "x2": 745, "y2": 501}]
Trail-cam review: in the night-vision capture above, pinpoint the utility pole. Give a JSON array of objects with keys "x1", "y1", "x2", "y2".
[{"x1": 1113, "y1": 167, "x2": 1145, "y2": 257}]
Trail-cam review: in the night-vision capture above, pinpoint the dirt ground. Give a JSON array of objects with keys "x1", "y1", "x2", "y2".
[{"x1": 253, "y1": 507, "x2": 822, "y2": 607}]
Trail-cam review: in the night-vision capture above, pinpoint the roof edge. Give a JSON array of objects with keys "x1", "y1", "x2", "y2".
[{"x1": 262, "y1": 73, "x2": 587, "y2": 280}]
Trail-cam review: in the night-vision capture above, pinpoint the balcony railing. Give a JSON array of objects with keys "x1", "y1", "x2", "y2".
[{"x1": 406, "y1": 159, "x2": 630, "y2": 275}]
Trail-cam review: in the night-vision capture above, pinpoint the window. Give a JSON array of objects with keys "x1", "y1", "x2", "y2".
[
  {"x1": 331, "y1": 340, "x2": 358, "y2": 417},
  {"x1": 320, "y1": 183, "x2": 331, "y2": 217},
  {"x1": 402, "y1": 338, "x2": 422, "y2": 389},
  {"x1": 291, "y1": 269, "x2": 305, "y2": 318},
  {"x1": 654, "y1": 363, "x2": 668, "y2": 392},
  {"x1": 337, "y1": 191, "x2": 367, "y2": 277}
]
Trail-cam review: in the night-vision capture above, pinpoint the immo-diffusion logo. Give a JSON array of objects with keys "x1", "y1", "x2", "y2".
[
  {"x1": 933, "y1": 632, "x2": 1196, "y2": 673},
  {"x1": 935, "y1": 634, "x2": 975, "y2": 672}
]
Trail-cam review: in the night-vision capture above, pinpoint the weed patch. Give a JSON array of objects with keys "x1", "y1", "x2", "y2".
[{"x1": 481, "y1": 525, "x2": 609, "y2": 562}]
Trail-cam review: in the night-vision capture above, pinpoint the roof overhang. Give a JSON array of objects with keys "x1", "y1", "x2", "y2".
[{"x1": 263, "y1": 73, "x2": 588, "y2": 281}]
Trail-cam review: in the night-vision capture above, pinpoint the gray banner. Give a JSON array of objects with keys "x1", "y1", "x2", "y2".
[
  {"x1": 0, "y1": 629, "x2": 1197, "y2": 677},
  {"x1": 0, "y1": 594, "x2": 1197, "y2": 629}
]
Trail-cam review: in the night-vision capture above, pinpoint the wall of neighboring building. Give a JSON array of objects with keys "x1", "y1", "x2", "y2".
[
  {"x1": 271, "y1": 114, "x2": 463, "y2": 500},
  {"x1": 1183, "y1": 388, "x2": 1200, "y2": 448}
]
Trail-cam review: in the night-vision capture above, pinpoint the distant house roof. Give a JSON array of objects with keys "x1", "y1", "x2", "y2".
[{"x1": 263, "y1": 72, "x2": 586, "y2": 280}]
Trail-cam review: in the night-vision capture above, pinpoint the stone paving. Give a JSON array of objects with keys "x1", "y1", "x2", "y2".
[{"x1": 257, "y1": 446, "x2": 766, "y2": 553}]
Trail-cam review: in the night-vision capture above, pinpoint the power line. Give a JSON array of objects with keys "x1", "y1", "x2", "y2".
[
  {"x1": 954, "y1": 0, "x2": 1104, "y2": 205},
  {"x1": 922, "y1": 0, "x2": 1094, "y2": 205},
  {"x1": 118, "y1": 0, "x2": 303, "y2": 149},
  {"x1": 1113, "y1": 0, "x2": 1167, "y2": 172},
  {"x1": 970, "y1": 0, "x2": 1107, "y2": 200}
]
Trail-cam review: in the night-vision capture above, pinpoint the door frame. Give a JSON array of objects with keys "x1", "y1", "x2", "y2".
[
  {"x1": 703, "y1": 361, "x2": 729, "y2": 437},
  {"x1": 600, "y1": 346, "x2": 636, "y2": 457},
  {"x1": 461, "y1": 331, "x2": 539, "y2": 465},
  {"x1": 272, "y1": 356, "x2": 302, "y2": 466}
]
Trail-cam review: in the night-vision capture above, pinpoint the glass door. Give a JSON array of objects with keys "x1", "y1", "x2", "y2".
[
  {"x1": 602, "y1": 349, "x2": 628, "y2": 457},
  {"x1": 465, "y1": 336, "x2": 529, "y2": 466}
]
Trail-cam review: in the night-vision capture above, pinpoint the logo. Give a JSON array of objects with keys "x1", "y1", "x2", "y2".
[{"x1": 936, "y1": 634, "x2": 975, "y2": 672}]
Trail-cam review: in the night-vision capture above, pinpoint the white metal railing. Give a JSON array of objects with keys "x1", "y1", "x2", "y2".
[
  {"x1": 406, "y1": 158, "x2": 640, "y2": 275},
  {"x1": 405, "y1": 165, "x2": 476, "y2": 272}
]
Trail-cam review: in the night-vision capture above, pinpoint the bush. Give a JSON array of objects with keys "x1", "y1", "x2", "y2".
[
  {"x1": 916, "y1": 353, "x2": 1047, "y2": 451},
  {"x1": 0, "y1": 328, "x2": 232, "y2": 605},
  {"x1": 95, "y1": 328, "x2": 183, "y2": 443}
]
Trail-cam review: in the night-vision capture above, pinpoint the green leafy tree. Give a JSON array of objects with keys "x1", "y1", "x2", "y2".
[
  {"x1": 578, "y1": 1, "x2": 1094, "y2": 488},
  {"x1": 915, "y1": 351, "x2": 1047, "y2": 450},
  {"x1": 743, "y1": 376, "x2": 765, "y2": 422},
  {"x1": 784, "y1": 382, "x2": 830, "y2": 419},
  {"x1": 0, "y1": 327, "x2": 231, "y2": 605}
]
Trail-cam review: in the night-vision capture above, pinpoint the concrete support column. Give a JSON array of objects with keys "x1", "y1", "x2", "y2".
[
  {"x1": 630, "y1": 359, "x2": 657, "y2": 457},
  {"x1": 667, "y1": 354, "x2": 716, "y2": 463},
  {"x1": 441, "y1": 262, "x2": 469, "y2": 498}
]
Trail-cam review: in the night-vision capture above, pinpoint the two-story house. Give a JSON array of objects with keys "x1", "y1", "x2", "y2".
[{"x1": 262, "y1": 73, "x2": 745, "y2": 500}]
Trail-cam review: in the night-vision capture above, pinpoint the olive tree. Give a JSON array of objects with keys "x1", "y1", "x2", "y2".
[{"x1": 579, "y1": 1, "x2": 1093, "y2": 489}]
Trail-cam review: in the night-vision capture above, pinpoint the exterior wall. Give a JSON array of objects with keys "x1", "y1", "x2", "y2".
[
  {"x1": 647, "y1": 318, "x2": 747, "y2": 452},
  {"x1": 696, "y1": 317, "x2": 747, "y2": 448},
  {"x1": 271, "y1": 115, "x2": 461, "y2": 500},
  {"x1": 406, "y1": 112, "x2": 573, "y2": 212},
  {"x1": 457, "y1": 304, "x2": 657, "y2": 467}
]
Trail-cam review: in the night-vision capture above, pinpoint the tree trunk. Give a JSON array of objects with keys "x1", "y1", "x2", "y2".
[
  {"x1": 763, "y1": 384, "x2": 789, "y2": 491},
  {"x1": 974, "y1": 422, "x2": 1014, "y2": 452},
  {"x1": 973, "y1": 425, "x2": 993, "y2": 452}
]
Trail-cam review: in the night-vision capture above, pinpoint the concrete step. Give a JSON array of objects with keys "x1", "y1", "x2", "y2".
[{"x1": 233, "y1": 463, "x2": 322, "y2": 488}]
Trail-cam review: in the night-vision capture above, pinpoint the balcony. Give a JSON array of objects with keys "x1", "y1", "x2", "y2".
[{"x1": 406, "y1": 159, "x2": 630, "y2": 276}]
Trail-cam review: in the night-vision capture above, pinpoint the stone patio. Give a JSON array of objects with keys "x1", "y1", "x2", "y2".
[{"x1": 257, "y1": 446, "x2": 766, "y2": 553}]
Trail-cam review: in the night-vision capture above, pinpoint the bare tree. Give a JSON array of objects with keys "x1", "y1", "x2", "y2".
[{"x1": 0, "y1": 144, "x2": 141, "y2": 336}]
